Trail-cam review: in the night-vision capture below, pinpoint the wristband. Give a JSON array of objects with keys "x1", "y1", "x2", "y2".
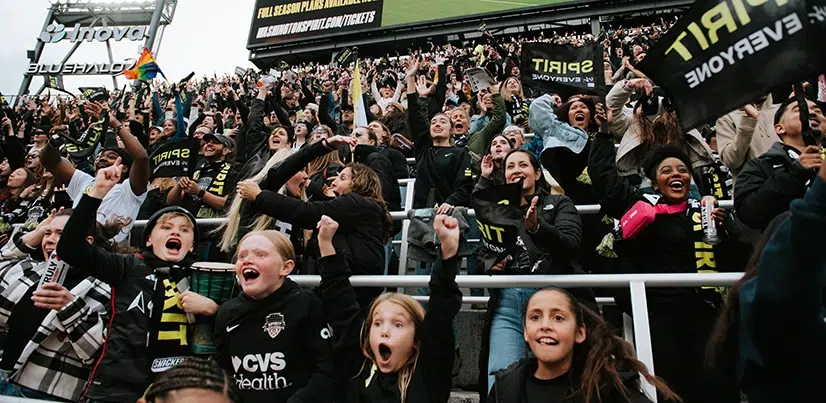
[{"x1": 198, "y1": 189, "x2": 206, "y2": 198}]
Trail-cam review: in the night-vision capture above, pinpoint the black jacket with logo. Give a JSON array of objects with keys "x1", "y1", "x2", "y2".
[
  {"x1": 57, "y1": 195, "x2": 195, "y2": 402},
  {"x1": 214, "y1": 278, "x2": 335, "y2": 403},
  {"x1": 734, "y1": 141, "x2": 816, "y2": 231},
  {"x1": 317, "y1": 253, "x2": 461, "y2": 403}
]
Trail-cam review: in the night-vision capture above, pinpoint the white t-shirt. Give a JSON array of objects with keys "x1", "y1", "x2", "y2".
[{"x1": 67, "y1": 170, "x2": 148, "y2": 243}]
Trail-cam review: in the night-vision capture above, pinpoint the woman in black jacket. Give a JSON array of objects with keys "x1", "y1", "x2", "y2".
[
  {"x1": 476, "y1": 149, "x2": 595, "y2": 395},
  {"x1": 588, "y1": 105, "x2": 740, "y2": 403},
  {"x1": 368, "y1": 120, "x2": 409, "y2": 180},
  {"x1": 316, "y1": 214, "x2": 461, "y2": 403},
  {"x1": 487, "y1": 288, "x2": 679, "y2": 403},
  {"x1": 237, "y1": 135, "x2": 392, "y2": 307}
]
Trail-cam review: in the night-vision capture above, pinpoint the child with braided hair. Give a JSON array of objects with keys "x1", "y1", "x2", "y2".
[{"x1": 138, "y1": 357, "x2": 240, "y2": 403}]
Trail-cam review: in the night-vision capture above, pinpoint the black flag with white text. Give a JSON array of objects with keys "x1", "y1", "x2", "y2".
[
  {"x1": 639, "y1": 0, "x2": 826, "y2": 131},
  {"x1": 521, "y1": 42, "x2": 605, "y2": 98}
]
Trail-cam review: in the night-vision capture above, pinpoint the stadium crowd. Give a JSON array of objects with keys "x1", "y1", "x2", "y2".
[{"x1": 0, "y1": 13, "x2": 824, "y2": 403}]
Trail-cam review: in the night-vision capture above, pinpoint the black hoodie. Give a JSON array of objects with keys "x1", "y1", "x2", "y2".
[
  {"x1": 57, "y1": 194, "x2": 197, "y2": 402},
  {"x1": 734, "y1": 141, "x2": 816, "y2": 231},
  {"x1": 214, "y1": 278, "x2": 335, "y2": 403},
  {"x1": 316, "y1": 252, "x2": 461, "y2": 403}
]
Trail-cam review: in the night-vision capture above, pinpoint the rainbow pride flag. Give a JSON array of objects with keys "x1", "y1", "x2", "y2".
[{"x1": 122, "y1": 48, "x2": 166, "y2": 81}]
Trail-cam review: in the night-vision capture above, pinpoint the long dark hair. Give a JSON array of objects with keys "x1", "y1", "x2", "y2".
[
  {"x1": 554, "y1": 96, "x2": 598, "y2": 133},
  {"x1": 527, "y1": 287, "x2": 682, "y2": 402},
  {"x1": 503, "y1": 149, "x2": 551, "y2": 195},
  {"x1": 705, "y1": 211, "x2": 791, "y2": 374}
]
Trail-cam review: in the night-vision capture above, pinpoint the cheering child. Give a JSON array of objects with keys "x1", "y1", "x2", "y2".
[
  {"x1": 487, "y1": 288, "x2": 680, "y2": 403},
  {"x1": 213, "y1": 230, "x2": 334, "y2": 403},
  {"x1": 316, "y1": 214, "x2": 461, "y2": 403},
  {"x1": 57, "y1": 158, "x2": 217, "y2": 402}
]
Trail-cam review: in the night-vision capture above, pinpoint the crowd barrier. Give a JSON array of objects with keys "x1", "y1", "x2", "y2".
[
  {"x1": 11, "y1": 175, "x2": 742, "y2": 402},
  {"x1": 174, "y1": 266, "x2": 744, "y2": 402},
  {"x1": 129, "y1": 177, "x2": 735, "y2": 277}
]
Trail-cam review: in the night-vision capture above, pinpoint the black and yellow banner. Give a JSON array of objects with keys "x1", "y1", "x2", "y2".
[
  {"x1": 470, "y1": 182, "x2": 524, "y2": 256},
  {"x1": 520, "y1": 42, "x2": 605, "y2": 97},
  {"x1": 247, "y1": 0, "x2": 383, "y2": 48},
  {"x1": 639, "y1": 0, "x2": 826, "y2": 131},
  {"x1": 150, "y1": 138, "x2": 198, "y2": 179}
]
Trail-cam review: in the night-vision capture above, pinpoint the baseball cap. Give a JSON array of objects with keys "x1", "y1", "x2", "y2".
[{"x1": 203, "y1": 132, "x2": 235, "y2": 149}]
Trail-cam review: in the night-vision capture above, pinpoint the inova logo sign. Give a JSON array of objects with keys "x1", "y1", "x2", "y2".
[{"x1": 39, "y1": 23, "x2": 147, "y2": 43}]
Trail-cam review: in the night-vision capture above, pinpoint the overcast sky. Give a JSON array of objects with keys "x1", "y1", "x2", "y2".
[{"x1": 0, "y1": 0, "x2": 258, "y2": 100}]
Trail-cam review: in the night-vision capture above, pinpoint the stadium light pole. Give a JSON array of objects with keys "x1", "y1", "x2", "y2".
[
  {"x1": 17, "y1": 6, "x2": 55, "y2": 105},
  {"x1": 144, "y1": 0, "x2": 165, "y2": 52}
]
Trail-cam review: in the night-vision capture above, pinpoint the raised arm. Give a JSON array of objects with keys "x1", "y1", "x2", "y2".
[
  {"x1": 56, "y1": 160, "x2": 138, "y2": 285},
  {"x1": 315, "y1": 216, "x2": 366, "y2": 382},
  {"x1": 733, "y1": 151, "x2": 814, "y2": 230},
  {"x1": 263, "y1": 136, "x2": 355, "y2": 191},
  {"x1": 588, "y1": 106, "x2": 639, "y2": 218},
  {"x1": 51, "y1": 287, "x2": 110, "y2": 365},
  {"x1": 42, "y1": 141, "x2": 76, "y2": 186},
  {"x1": 419, "y1": 215, "x2": 462, "y2": 402},
  {"x1": 108, "y1": 110, "x2": 149, "y2": 196},
  {"x1": 716, "y1": 106, "x2": 759, "y2": 174},
  {"x1": 468, "y1": 82, "x2": 506, "y2": 165}
]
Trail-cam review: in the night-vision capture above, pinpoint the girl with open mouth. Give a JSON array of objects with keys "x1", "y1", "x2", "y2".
[
  {"x1": 487, "y1": 288, "x2": 679, "y2": 403},
  {"x1": 315, "y1": 214, "x2": 461, "y2": 403}
]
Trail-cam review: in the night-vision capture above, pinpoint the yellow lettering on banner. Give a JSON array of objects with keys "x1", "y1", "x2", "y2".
[
  {"x1": 497, "y1": 200, "x2": 509, "y2": 206},
  {"x1": 158, "y1": 325, "x2": 188, "y2": 344},
  {"x1": 531, "y1": 59, "x2": 594, "y2": 75},
  {"x1": 701, "y1": 3, "x2": 738, "y2": 45},
  {"x1": 695, "y1": 242, "x2": 716, "y2": 269},
  {"x1": 478, "y1": 222, "x2": 506, "y2": 243},
  {"x1": 692, "y1": 212, "x2": 702, "y2": 231},
  {"x1": 666, "y1": 0, "x2": 790, "y2": 61}
]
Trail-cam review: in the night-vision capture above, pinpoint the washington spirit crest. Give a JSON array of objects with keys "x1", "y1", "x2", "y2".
[{"x1": 263, "y1": 313, "x2": 286, "y2": 339}]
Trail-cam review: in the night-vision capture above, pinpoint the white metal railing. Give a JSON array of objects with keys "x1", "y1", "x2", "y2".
[
  {"x1": 291, "y1": 272, "x2": 741, "y2": 402},
  {"x1": 167, "y1": 269, "x2": 734, "y2": 402},
  {"x1": 125, "y1": 177, "x2": 735, "y2": 279}
]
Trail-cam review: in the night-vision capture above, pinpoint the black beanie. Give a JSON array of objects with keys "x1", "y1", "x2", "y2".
[{"x1": 142, "y1": 206, "x2": 199, "y2": 249}]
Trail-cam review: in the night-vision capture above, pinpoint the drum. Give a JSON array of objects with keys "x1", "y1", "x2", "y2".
[{"x1": 189, "y1": 262, "x2": 238, "y2": 355}]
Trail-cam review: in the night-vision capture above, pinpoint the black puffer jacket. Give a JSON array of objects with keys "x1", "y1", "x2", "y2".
[
  {"x1": 57, "y1": 195, "x2": 196, "y2": 402},
  {"x1": 254, "y1": 141, "x2": 389, "y2": 306},
  {"x1": 354, "y1": 144, "x2": 402, "y2": 235},
  {"x1": 733, "y1": 141, "x2": 816, "y2": 231},
  {"x1": 487, "y1": 358, "x2": 653, "y2": 403},
  {"x1": 379, "y1": 144, "x2": 410, "y2": 180},
  {"x1": 473, "y1": 176, "x2": 583, "y2": 275}
]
